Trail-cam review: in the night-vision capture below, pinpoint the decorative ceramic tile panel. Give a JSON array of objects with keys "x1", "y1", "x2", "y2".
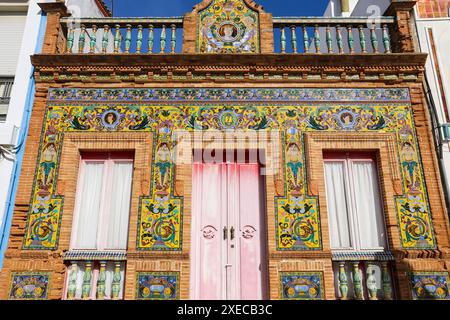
[
  {"x1": 410, "y1": 272, "x2": 450, "y2": 300},
  {"x1": 22, "y1": 88, "x2": 436, "y2": 251},
  {"x1": 136, "y1": 272, "x2": 179, "y2": 300},
  {"x1": 280, "y1": 272, "x2": 324, "y2": 300},
  {"x1": 8, "y1": 272, "x2": 50, "y2": 300},
  {"x1": 198, "y1": 0, "x2": 259, "y2": 53}
]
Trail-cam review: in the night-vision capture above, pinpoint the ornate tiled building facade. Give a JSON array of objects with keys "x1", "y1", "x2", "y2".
[{"x1": 0, "y1": 0, "x2": 449, "y2": 300}]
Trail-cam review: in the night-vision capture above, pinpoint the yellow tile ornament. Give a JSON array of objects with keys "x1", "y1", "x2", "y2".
[{"x1": 22, "y1": 88, "x2": 436, "y2": 251}]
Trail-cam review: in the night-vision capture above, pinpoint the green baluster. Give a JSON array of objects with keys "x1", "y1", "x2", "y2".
[
  {"x1": 78, "y1": 24, "x2": 86, "y2": 53},
  {"x1": 114, "y1": 24, "x2": 121, "y2": 53},
  {"x1": 171, "y1": 24, "x2": 176, "y2": 53},
  {"x1": 336, "y1": 25, "x2": 344, "y2": 54},
  {"x1": 102, "y1": 25, "x2": 110, "y2": 53},
  {"x1": 338, "y1": 262, "x2": 349, "y2": 300},
  {"x1": 326, "y1": 26, "x2": 333, "y2": 53},
  {"x1": 366, "y1": 263, "x2": 378, "y2": 300},
  {"x1": 160, "y1": 25, "x2": 167, "y2": 54},
  {"x1": 125, "y1": 24, "x2": 132, "y2": 53},
  {"x1": 314, "y1": 25, "x2": 320, "y2": 53},
  {"x1": 90, "y1": 25, "x2": 97, "y2": 53},
  {"x1": 136, "y1": 25, "x2": 143, "y2": 54},
  {"x1": 66, "y1": 25, "x2": 75, "y2": 54},
  {"x1": 370, "y1": 25, "x2": 379, "y2": 53},
  {"x1": 111, "y1": 262, "x2": 122, "y2": 300},
  {"x1": 67, "y1": 262, "x2": 78, "y2": 300},
  {"x1": 381, "y1": 262, "x2": 393, "y2": 300},
  {"x1": 280, "y1": 27, "x2": 286, "y2": 53},
  {"x1": 382, "y1": 24, "x2": 391, "y2": 53},
  {"x1": 352, "y1": 261, "x2": 363, "y2": 300},
  {"x1": 96, "y1": 261, "x2": 107, "y2": 300},
  {"x1": 148, "y1": 24, "x2": 154, "y2": 54},
  {"x1": 291, "y1": 26, "x2": 297, "y2": 54},
  {"x1": 303, "y1": 26, "x2": 309, "y2": 53},
  {"x1": 81, "y1": 261, "x2": 92, "y2": 300},
  {"x1": 358, "y1": 25, "x2": 367, "y2": 53},
  {"x1": 347, "y1": 26, "x2": 354, "y2": 54}
]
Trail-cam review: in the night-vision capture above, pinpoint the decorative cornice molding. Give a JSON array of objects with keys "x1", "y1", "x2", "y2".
[
  {"x1": 31, "y1": 54, "x2": 426, "y2": 84},
  {"x1": 31, "y1": 53, "x2": 428, "y2": 69}
]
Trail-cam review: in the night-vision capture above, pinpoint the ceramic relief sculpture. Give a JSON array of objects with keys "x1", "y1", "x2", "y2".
[
  {"x1": 21, "y1": 88, "x2": 436, "y2": 252},
  {"x1": 198, "y1": 0, "x2": 260, "y2": 53}
]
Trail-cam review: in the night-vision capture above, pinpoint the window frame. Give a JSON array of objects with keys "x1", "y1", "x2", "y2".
[
  {"x1": 323, "y1": 152, "x2": 388, "y2": 253},
  {"x1": 70, "y1": 151, "x2": 135, "y2": 252}
]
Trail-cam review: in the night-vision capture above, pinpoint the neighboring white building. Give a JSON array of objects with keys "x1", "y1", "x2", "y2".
[
  {"x1": 0, "y1": 0, "x2": 111, "y2": 268},
  {"x1": 413, "y1": 0, "x2": 450, "y2": 212},
  {"x1": 323, "y1": 0, "x2": 390, "y2": 17}
]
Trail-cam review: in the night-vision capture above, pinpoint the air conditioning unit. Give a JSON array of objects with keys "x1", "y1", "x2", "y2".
[{"x1": 0, "y1": 123, "x2": 19, "y2": 146}]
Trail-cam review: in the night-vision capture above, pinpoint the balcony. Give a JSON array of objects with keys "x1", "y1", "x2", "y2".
[
  {"x1": 332, "y1": 252, "x2": 395, "y2": 300},
  {"x1": 64, "y1": 252, "x2": 126, "y2": 300},
  {"x1": 36, "y1": 0, "x2": 418, "y2": 56},
  {"x1": 61, "y1": 16, "x2": 395, "y2": 55},
  {"x1": 31, "y1": 1, "x2": 423, "y2": 86}
]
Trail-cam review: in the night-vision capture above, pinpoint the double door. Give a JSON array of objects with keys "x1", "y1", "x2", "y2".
[{"x1": 190, "y1": 162, "x2": 268, "y2": 300}]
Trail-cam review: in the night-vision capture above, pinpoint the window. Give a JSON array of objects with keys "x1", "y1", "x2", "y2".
[
  {"x1": 70, "y1": 152, "x2": 134, "y2": 251},
  {"x1": 323, "y1": 152, "x2": 386, "y2": 251},
  {"x1": 0, "y1": 77, "x2": 14, "y2": 122}
]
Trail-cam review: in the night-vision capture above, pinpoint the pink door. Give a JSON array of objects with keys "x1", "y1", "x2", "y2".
[{"x1": 190, "y1": 162, "x2": 268, "y2": 300}]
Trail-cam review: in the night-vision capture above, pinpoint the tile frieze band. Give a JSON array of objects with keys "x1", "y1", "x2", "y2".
[{"x1": 47, "y1": 88, "x2": 411, "y2": 103}]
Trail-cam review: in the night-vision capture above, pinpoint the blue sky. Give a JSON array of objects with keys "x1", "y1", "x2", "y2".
[{"x1": 103, "y1": 0, "x2": 329, "y2": 17}]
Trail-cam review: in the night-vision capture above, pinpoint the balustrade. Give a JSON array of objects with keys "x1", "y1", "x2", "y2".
[
  {"x1": 273, "y1": 17, "x2": 394, "y2": 54},
  {"x1": 65, "y1": 260, "x2": 125, "y2": 300},
  {"x1": 59, "y1": 16, "x2": 397, "y2": 55},
  {"x1": 61, "y1": 17, "x2": 183, "y2": 54},
  {"x1": 334, "y1": 260, "x2": 394, "y2": 300}
]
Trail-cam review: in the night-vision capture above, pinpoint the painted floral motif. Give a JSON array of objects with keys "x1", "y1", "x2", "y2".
[
  {"x1": 410, "y1": 272, "x2": 450, "y2": 300},
  {"x1": 8, "y1": 273, "x2": 50, "y2": 300},
  {"x1": 23, "y1": 88, "x2": 436, "y2": 251},
  {"x1": 48, "y1": 88, "x2": 411, "y2": 103},
  {"x1": 137, "y1": 273, "x2": 179, "y2": 300},
  {"x1": 280, "y1": 272, "x2": 324, "y2": 300},
  {"x1": 198, "y1": 0, "x2": 259, "y2": 53}
]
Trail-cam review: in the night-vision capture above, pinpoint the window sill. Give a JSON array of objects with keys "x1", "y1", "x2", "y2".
[
  {"x1": 63, "y1": 250, "x2": 127, "y2": 261},
  {"x1": 331, "y1": 251, "x2": 395, "y2": 262}
]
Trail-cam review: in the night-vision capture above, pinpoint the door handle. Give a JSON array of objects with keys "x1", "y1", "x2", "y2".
[
  {"x1": 230, "y1": 227, "x2": 235, "y2": 240},
  {"x1": 223, "y1": 226, "x2": 228, "y2": 240}
]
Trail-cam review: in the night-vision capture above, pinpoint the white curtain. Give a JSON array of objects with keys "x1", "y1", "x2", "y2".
[
  {"x1": 352, "y1": 162, "x2": 385, "y2": 249},
  {"x1": 324, "y1": 162, "x2": 352, "y2": 249},
  {"x1": 72, "y1": 162, "x2": 105, "y2": 249},
  {"x1": 105, "y1": 162, "x2": 133, "y2": 250}
]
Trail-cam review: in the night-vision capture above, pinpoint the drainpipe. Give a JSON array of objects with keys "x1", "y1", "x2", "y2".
[{"x1": 0, "y1": 13, "x2": 47, "y2": 270}]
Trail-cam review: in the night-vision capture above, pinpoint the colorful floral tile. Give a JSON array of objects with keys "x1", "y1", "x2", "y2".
[
  {"x1": 280, "y1": 272, "x2": 324, "y2": 300},
  {"x1": 410, "y1": 272, "x2": 450, "y2": 300},
  {"x1": 136, "y1": 272, "x2": 179, "y2": 300},
  {"x1": 8, "y1": 272, "x2": 50, "y2": 300}
]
